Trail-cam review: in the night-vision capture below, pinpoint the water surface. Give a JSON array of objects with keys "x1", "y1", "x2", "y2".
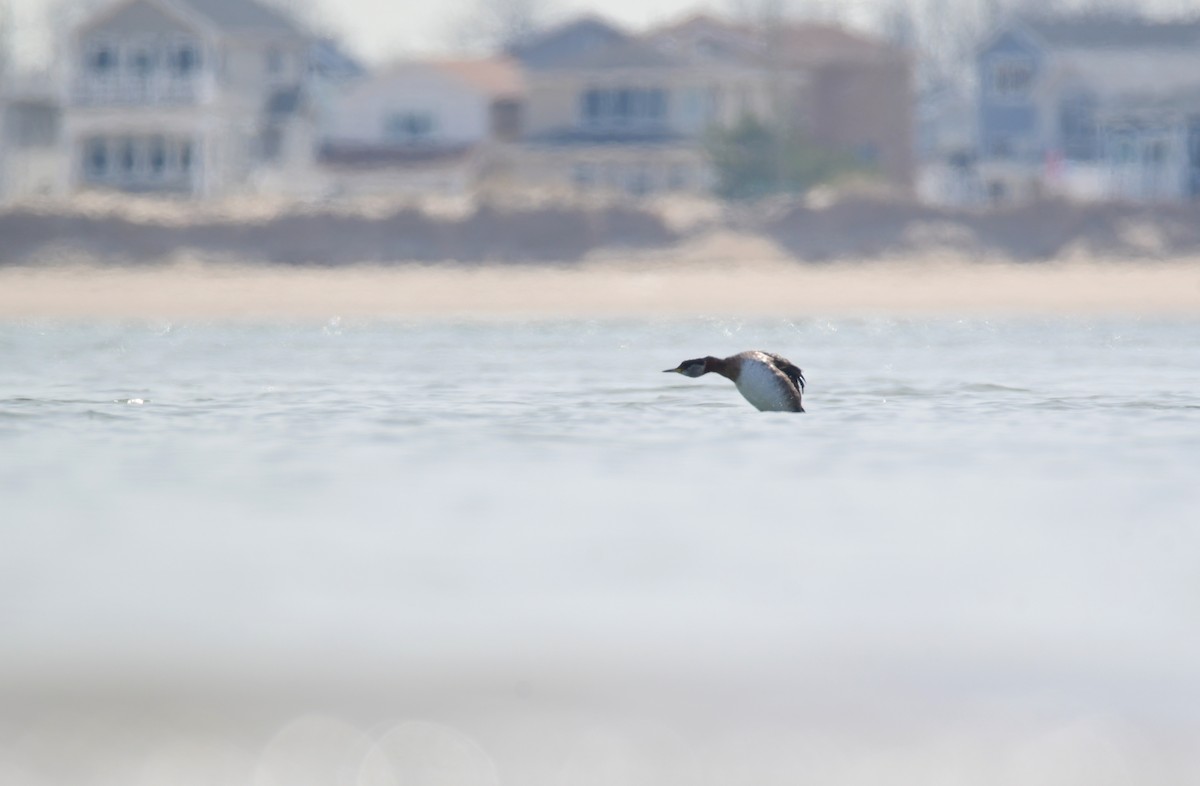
[{"x1": 3, "y1": 316, "x2": 1199, "y2": 785}]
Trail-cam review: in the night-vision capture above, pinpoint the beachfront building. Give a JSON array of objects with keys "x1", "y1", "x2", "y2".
[
  {"x1": 61, "y1": 0, "x2": 314, "y2": 198},
  {"x1": 0, "y1": 72, "x2": 63, "y2": 202},
  {"x1": 508, "y1": 17, "x2": 715, "y2": 197},
  {"x1": 509, "y1": 14, "x2": 913, "y2": 198},
  {"x1": 316, "y1": 58, "x2": 523, "y2": 197},
  {"x1": 977, "y1": 15, "x2": 1200, "y2": 203},
  {"x1": 654, "y1": 15, "x2": 914, "y2": 190}
]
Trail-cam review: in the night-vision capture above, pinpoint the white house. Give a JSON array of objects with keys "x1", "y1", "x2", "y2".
[
  {"x1": 317, "y1": 59, "x2": 524, "y2": 196},
  {"x1": 63, "y1": 0, "x2": 313, "y2": 198},
  {"x1": 977, "y1": 15, "x2": 1200, "y2": 203}
]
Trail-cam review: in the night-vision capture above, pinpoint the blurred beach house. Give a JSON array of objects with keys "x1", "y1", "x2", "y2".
[
  {"x1": 509, "y1": 14, "x2": 913, "y2": 198},
  {"x1": 316, "y1": 58, "x2": 523, "y2": 197},
  {"x1": 1, "y1": 1, "x2": 917, "y2": 204},
  {"x1": 976, "y1": 14, "x2": 1200, "y2": 204},
  {"x1": 59, "y1": 0, "x2": 321, "y2": 198}
]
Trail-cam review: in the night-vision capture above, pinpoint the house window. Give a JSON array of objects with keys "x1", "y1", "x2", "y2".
[
  {"x1": 118, "y1": 137, "x2": 138, "y2": 176},
  {"x1": 385, "y1": 112, "x2": 436, "y2": 142},
  {"x1": 171, "y1": 43, "x2": 200, "y2": 77},
  {"x1": 84, "y1": 137, "x2": 108, "y2": 177},
  {"x1": 583, "y1": 89, "x2": 604, "y2": 124},
  {"x1": 1059, "y1": 93, "x2": 1098, "y2": 161},
  {"x1": 613, "y1": 89, "x2": 632, "y2": 122},
  {"x1": 579, "y1": 88, "x2": 669, "y2": 127},
  {"x1": 149, "y1": 136, "x2": 167, "y2": 177},
  {"x1": 129, "y1": 48, "x2": 156, "y2": 78},
  {"x1": 1145, "y1": 139, "x2": 1168, "y2": 165},
  {"x1": 647, "y1": 89, "x2": 667, "y2": 121},
  {"x1": 87, "y1": 43, "x2": 117, "y2": 74},
  {"x1": 179, "y1": 140, "x2": 194, "y2": 173},
  {"x1": 990, "y1": 58, "x2": 1034, "y2": 98}
]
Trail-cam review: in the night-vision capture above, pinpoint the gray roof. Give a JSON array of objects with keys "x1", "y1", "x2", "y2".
[
  {"x1": 175, "y1": 0, "x2": 304, "y2": 34},
  {"x1": 1022, "y1": 14, "x2": 1200, "y2": 49}
]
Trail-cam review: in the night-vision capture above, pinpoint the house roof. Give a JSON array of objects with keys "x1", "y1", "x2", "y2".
[
  {"x1": 646, "y1": 13, "x2": 763, "y2": 65},
  {"x1": 173, "y1": 0, "x2": 304, "y2": 35},
  {"x1": 310, "y1": 37, "x2": 367, "y2": 80},
  {"x1": 511, "y1": 16, "x2": 682, "y2": 70},
  {"x1": 648, "y1": 14, "x2": 902, "y2": 68},
  {"x1": 1020, "y1": 14, "x2": 1200, "y2": 49},
  {"x1": 371, "y1": 58, "x2": 525, "y2": 99},
  {"x1": 513, "y1": 12, "x2": 899, "y2": 71},
  {"x1": 435, "y1": 59, "x2": 525, "y2": 100}
]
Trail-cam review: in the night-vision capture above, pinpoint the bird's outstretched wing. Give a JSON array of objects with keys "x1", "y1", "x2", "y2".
[{"x1": 762, "y1": 352, "x2": 805, "y2": 393}]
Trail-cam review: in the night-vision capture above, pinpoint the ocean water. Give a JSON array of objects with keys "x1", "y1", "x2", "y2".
[{"x1": 3, "y1": 315, "x2": 1200, "y2": 785}]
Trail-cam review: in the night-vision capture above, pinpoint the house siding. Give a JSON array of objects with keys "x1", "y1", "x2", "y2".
[
  {"x1": 323, "y1": 68, "x2": 489, "y2": 147},
  {"x1": 978, "y1": 31, "x2": 1043, "y2": 160},
  {"x1": 64, "y1": 0, "x2": 314, "y2": 199},
  {"x1": 515, "y1": 79, "x2": 578, "y2": 137},
  {"x1": 810, "y1": 61, "x2": 914, "y2": 188},
  {"x1": 86, "y1": 0, "x2": 196, "y2": 37}
]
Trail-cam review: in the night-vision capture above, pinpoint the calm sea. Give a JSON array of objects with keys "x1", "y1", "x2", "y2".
[{"x1": 3, "y1": 316, "x2": 1200, "y2": 785}]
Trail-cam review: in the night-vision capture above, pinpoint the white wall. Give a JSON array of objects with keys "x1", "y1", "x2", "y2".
[
  {"x1": 1053, "y1": 49, "x2": 1200, "y2": 100},
  {"x1": 322, "y1": 65, "x2": 488, "y2": 146},
  {"x1": 221, "y1": 37, "x2": 308, "y2": 99}
]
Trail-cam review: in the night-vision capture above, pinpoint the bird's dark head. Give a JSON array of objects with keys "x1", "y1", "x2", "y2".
[{"x1": 663, "y1": 357, "x2": 715, "y2": 377}]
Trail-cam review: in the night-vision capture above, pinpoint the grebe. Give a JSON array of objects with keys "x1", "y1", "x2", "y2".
[{"x1": 664, "y1": 351, "x2": 805, "y2": 412}]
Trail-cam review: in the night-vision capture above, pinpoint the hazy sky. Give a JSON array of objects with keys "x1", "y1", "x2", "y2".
[{"x1": 4, "y1": 0, "x2": 872, "y2": 67}]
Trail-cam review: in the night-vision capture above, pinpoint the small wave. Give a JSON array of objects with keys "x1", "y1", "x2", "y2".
[
  {"x1": 1108, "y1": 400, "x2": 1200, "y2": 411},
  {"x1": 958, "y1": 383, "x2": 1034, "y2": 394},
  {"x1": 83, "y1": 409, "x2": 131, "y2": 421},
  {"x1": 863, "y1": 385, "x2": 929, "y2": 398},
  {"x1": 2, "y1": 396, "x2": 98, "y2": 407},
  {"x1": 1027, "y1": 398, "x2": 1091, "y2": 411}
]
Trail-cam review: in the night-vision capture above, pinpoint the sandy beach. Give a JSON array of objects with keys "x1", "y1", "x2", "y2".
[{"x1": 2, "y1": 254, "x2": 1199, "y2": 319}]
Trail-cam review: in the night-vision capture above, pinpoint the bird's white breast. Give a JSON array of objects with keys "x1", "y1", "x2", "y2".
[{"x1": 734, "y1": 360, "x2": 794, "y2": 412}]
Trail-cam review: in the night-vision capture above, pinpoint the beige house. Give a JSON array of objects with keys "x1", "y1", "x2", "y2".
[
  {"x1": 317, "y1": 58, "x2": 523, "y2": 197},
  {"x1": 510, "y1": 14, "x2": 914, "y2": 198},
  {"x1": 510, "y1": 17, "x2": 718, "y2": 197},
  {"x1": 62, "y1": 0, "x2": 313, "y2": 198},
  {"x1": 770, "y1": 22, "x2": 914, "y2": 190}
]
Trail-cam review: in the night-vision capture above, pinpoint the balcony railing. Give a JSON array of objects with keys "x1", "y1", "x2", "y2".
[{"x1": 72, "y1": 74, "x2": 212, "y2": 107}]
